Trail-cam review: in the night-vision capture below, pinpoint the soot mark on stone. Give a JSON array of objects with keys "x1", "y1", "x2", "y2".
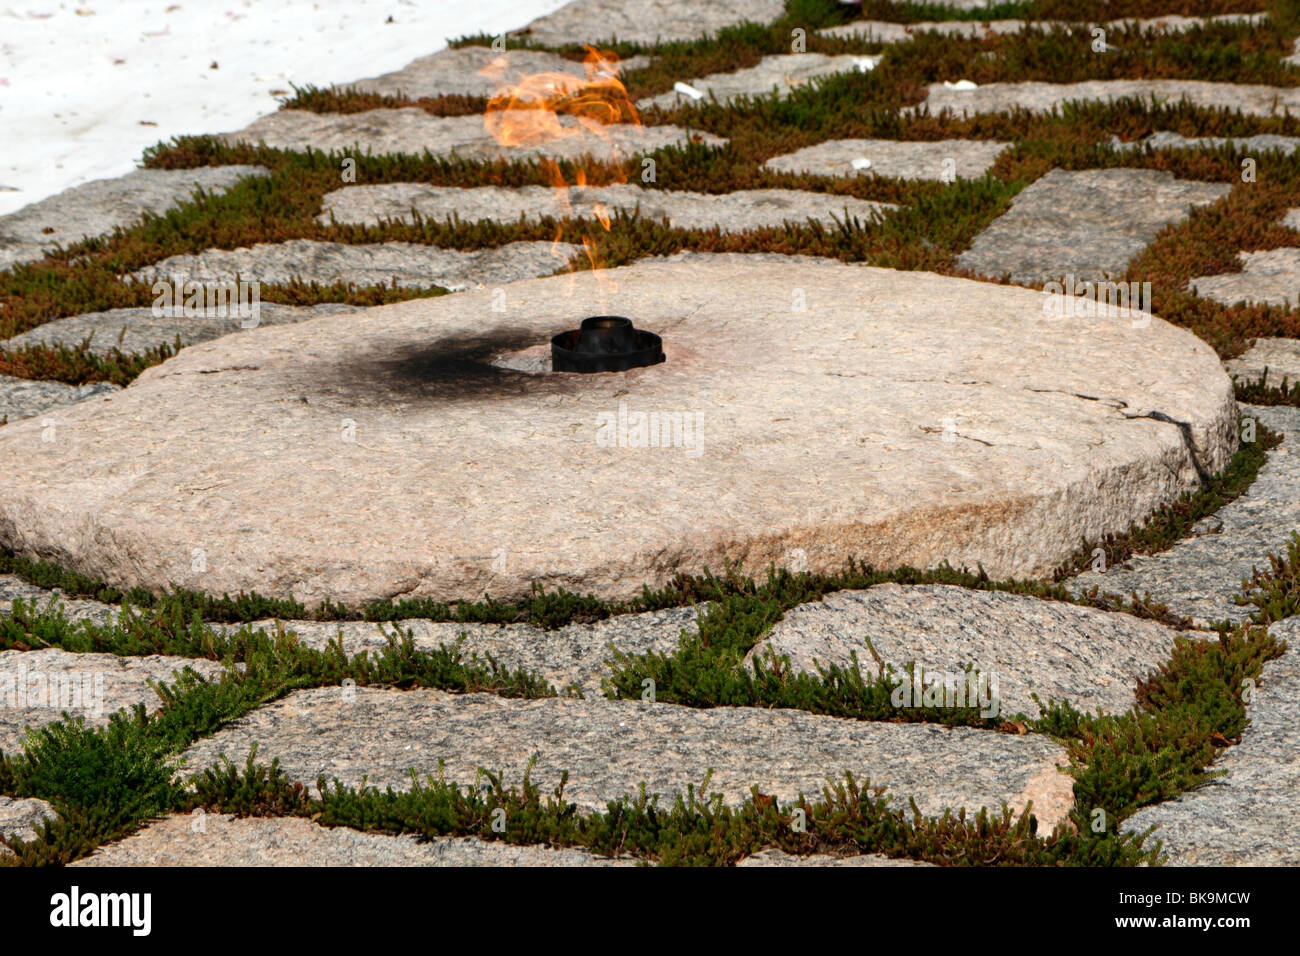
[{"x1": 310, "y1": 326, "x2": 579, "y2": 406}]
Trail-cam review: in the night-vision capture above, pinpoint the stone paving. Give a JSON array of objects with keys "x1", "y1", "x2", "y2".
[
  {"x1": 0, "y1": 166, "x2": 267, "y2": 271},
  {"x1": 763, "y1": 137, "x2": 1011, "y2": 180},
  {"x1": 3, "y1": 0, "x2": 1300, "y2": 868},
  {"x1": 318, "y1": 182, "x2": 895, "y2": 231},
  {"x1": 220, "y1": 109, "x2": 724, "y2": 161},
  {"x1": 636, "y1": 53, "x2": 882, "y2": 110},
  {"x1": 1067, "y1": 405, "x2": 1300, "y2": 627},
  {"x1": 820, "y1": 14, "x2": 1266, "y2": 44},
  {"x1": 129, "y1": 239, "x2": 580, "y2": 291},
  {"x1": 1122, "y1": 616, "x2": 1300, "y2": 865},
  {"x1": 957, "y1": 168, "x2": 1230, "y2": 284},
  {"x1": 346, "y1": 46, "x2": 652, "y2": 100},
  {"x1": 915, "y1": 79, "x2": 1300, "y2": 119}
]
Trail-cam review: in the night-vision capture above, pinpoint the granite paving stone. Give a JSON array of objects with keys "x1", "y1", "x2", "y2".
[
  {"x1": 1224, "y1": 337, "x2": 1300, "y2": 384},
  {"x1": 0, "y1": 166, "x2": 268, "y2": 273},
  {"x1": 956, "y1": 167, "x2": 1230, "y2": 284},
  {"x1": 220, "y1": 109, "x2": 724, "y2": 161},
  {"x1": 0, "y1": 648, "x2": 228, "y2": 753},
  {"x1": 820, "y1": 14, "x2": 1266, "y2": 44},
  {"x1": 636, "y1": 53, "x2": 882, "y2": 110},
  {"x1": 178, "y1": 687, "x2": 1076, "y2": 830},
  {"x1": 129, "y1": 239, "x2": 580, "y2": 291},
  {"x1": 513, "y1": 0, "x2": 786, "y2": 45},
  {"x1": 915, "y1": 79, "x2": 1300, "y2": 119},
  {"x1": 346, "y1": 46, "x2": 650, "y2": 100},
  {"x1": 2, "y1": 303, "x2": 364, "y2": 357},
  {"x1": 0, "y1": 376, "x2": 119, "y2": 426},
  {"x1": 763, "y1": 137, "x2": 1010, "y2": 181},
  {"x1": 0, "y1": 796, "x2": 57, "y2": 854},
  {"x1": 746, "y1": 584, "x2": 1188, "y2": 718},
  {"x1": 1189, "y1": 248, "x2": 1300, "y2": 310},
  {"x1": 223, "y1": 605, "x2": 701, "y2": 697},
  {"x1": 73, "y1": 814, "x2": 637, "y2": 866},
  {"x1": 1122, "y1": 616, "x2": 1300, "y2": 864},
  {"x1": 1067, "y1": 405, "x2": 1300, "y2": 626},
  {"x1": 318, "y1": 182, "x2": 894, "y2": 231}
]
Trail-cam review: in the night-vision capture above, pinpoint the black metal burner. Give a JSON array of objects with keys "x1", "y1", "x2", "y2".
[{"x1": 551, "y1": 316, "x2": 664, "y2": 373}]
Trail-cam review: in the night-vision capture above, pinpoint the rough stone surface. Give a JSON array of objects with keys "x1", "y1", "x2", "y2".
[
  {"x1": 1112, "y1": 131, "x2": 1300, "y2": 155},
  {"x1": 735, "y1": 848, "x2": 932, "y2": 866},
  {"x1": 746, "y1": 584, "x2": 1185, "y2": 718},
  {"x1": 1285, "y1": 208, "x2": 1300, "y2": 231},
  {"x1": 915, "y1": 80, "x2": 1300, "y2": 119},
  {"x1": 1068, "y1": 404, "x2": 1300, "y2": 627},
  {"x1": 3, "y1": 303, "x2": 364, "y2": 357},
  {"x1": 179, "y1": 687, "x2": 1075, "y2": 829},
  {"x1": 227, "y1": 605, "x2": 700, "y2": 696},
  {"x1": 0, "y1": 166, "x2": 268, "y2": 272},
  {"x1": 1224, "y1": 337, "x2": 1300, "y2": 385},
  {"x1": 220, "y1": 109, "x2": 724, "y2": 161},
  {"x1": 129, "y1": 239, "x2": 579, "y2": 291},
  {"x1": 1122, "y1": 616, "x2": 1300, "y2": 865},
  {"x1": 0, "y1": 575, "x2": 118, "y2": 627},
  {"x1": 0, "y1": 255, "x2": 1238, "y2": 607},
  {"x1": 0, "y1": 376, "x2": 119, "y2": 426},
  {"x1": 821, "y1": 14, "x2": 1266, "y2": 43},
  {"x1": 0, "y1": 649, "x2": 227, "y2": 753},
  {"x1": 74, "y1": 813, "x2": 635, "y2": 866},
  {"x1": 637, "y1": 54, "x2": 881, "y2": 111},
  {"x1": 957, "y1": 168, "x2": 1230, "y2": 284},
  {"x1": 763, "y1": 138, "x2": 1011, "y2": 181},
  {"x1": 0, "y1": 796, "x2": 57, "y2": 853},
  {"x1": 318, "y1": 182, "x2": 894, "y2": 231},
  {"x1": 1189, "y1": 248, "x2": 1300, "y2": 309},
  {"x1": 347, "y1": 46, "x2": 650, "y2": 99},
  {"x1": 514, "y1": 0, "x2": 786, "y2": 45}
]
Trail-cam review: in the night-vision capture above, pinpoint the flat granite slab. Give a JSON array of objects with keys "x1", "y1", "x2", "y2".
[
  {"x1": 129, "y1": 239, "x2": 579, "y2": 291},
  {"x1": 178, "y1": 687, "x2": 1075, "y2": 830},
  {"x1": 0, "y1": 254, "x2": 1237, "y2": 607},
  {"x1": 1122, "y1": 616, "x2": 1300, "y2": 865},
  {"x1": 637, "y1": 53, "x2": 881, "y2": 110},
  {"x1": 957, "y1": 168, "x2": 1230, "y2": 284},
  {"x1": 225, "y1": 605, "x2": 701, "y2": 697},
  {"x1": 0, "y1": 796, "x2": 57, "y2": 855},
  {"x1": 915, "y1": 79, "x2": 1300, "y2": 119},
  {"x1": 0, "y1": 166, "x2": 268, "y2": 272},
  {"x1": 3, "y1": 303, "x2": 364, "y2": 357},
  {"x1": 1113, "y1": 131, "x2": 1300, "y2": 155},
  {"x1": 0, "y1": 648, "x2": 227, "y2": 754},
  {"x1": 0, "y1": 575, "x2": 119, "y2": 626},
  {"x1": 1067, "y1": 405, "x2": 1300, "y2": 627},
  {"x1": 513, "y1": 0, "x2": 786, "y2": 45},
  {"x1": 820, "y1": 14, "x2": 1266, "y2": 44},
  {"x1": 220, "y1": 109, "x2": 724, "y2": 161},
  {"x1": 318, "y1": 183, "x2": 894, "y2": 231},
  {"x1": 746, "y1": 584, "x2": 1187, "y2": 718},
  {"x1": 1189, "y1": 248, "x2": 1300, "y2": 309},
  {"x1": 1224, "y1": 337, "x2": 1300, "y2": 384},
  {"x1": 346, "y1": 46, "x2": 650, "y2": 100},
  {"x1": 763, "y1": 138, "x2": 1011, "y2": 181},
  {"x1": 73, "y1": 814, "x2": 636, "y2": 867},
  {"x1": 0, "y1": 376, "x2": 119, "y2": 426}
]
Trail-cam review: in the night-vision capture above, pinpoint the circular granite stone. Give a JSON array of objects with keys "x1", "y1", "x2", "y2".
[{"x1": 0, "y1": 254, "x2": 1236, "y2": 607}]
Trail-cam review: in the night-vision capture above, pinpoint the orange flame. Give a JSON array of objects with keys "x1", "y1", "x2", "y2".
[{"x1": 481, "y1": 46, "x2": 641, "y2": 297}]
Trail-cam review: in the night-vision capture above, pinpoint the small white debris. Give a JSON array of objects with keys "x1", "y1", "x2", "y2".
[
  {"x1": 673, "y1": 81, "x2": 706, "y2": 101},
  {"x1": 851, "y1": 157, "x2": 872, "y2": 170},
  {"x1": 942, "y1": 79, "x2": 979, "y2": 91},
  {"x1": 853, "y1": 56, "x2": 880, "y2": 73}
]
